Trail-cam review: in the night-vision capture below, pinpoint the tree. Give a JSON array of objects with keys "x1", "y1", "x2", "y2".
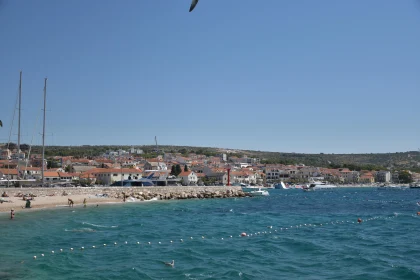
[
  {"x1": 184, "y1": 165, "x2": 189, "y2": 172},
  {"x1": 175, "y1": 164, "x2": 182, "y2": 176},
  {"x1": 6, "y1": 142, "x2": 17, "y2": 150},
  {"x1": 398, "y1": 171, "x2": 412, "y2": 184},
  {"x1": 20, "y1": 144, "x2": 30, "y2": 151},
  {"x1": 47, "y1": 159, "x2": 59, "y2": 169},
  {"x1": 65, "y1": 165, "x2": 72, "y2": 172},
  {"x1": 170, "y1": 165, "x2": 176, "y2": 176}
]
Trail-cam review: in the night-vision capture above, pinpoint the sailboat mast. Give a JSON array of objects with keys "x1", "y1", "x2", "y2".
[
  {"x1": 42, "y1": 78, "x2": 47, "y2": 185},
  {"x1": 17, "y1": 71, "x2": 22, "y2": 179}
]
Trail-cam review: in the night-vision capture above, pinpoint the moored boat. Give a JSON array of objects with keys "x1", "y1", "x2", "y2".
[
  {"x1": 249, "y1": 188, "x2": 270, "y2": 196},
  {"x1": 303, "y1": 181, "x2": 337, "y2": 191}
]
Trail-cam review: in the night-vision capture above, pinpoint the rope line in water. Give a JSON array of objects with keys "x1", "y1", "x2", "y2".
[{"x1": 25, "y1": 213, "x2": 404, "y2": 263}]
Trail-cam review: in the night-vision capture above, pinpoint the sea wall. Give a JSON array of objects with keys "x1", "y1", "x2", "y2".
[{"x1": 0, "y1": 186, "x2": 249, "y2": 200}]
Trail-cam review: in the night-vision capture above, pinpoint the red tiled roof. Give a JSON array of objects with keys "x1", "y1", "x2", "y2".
[{"x1": 0, "y1": 168, "x2": 18, "y2": 175}]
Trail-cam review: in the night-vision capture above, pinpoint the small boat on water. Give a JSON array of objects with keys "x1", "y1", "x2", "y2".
[
  {"x1": 240, "y1": 183, "x2": 267, "y2": 192},
  {"x1": 303, "y1": 181, "x2": 337, "y2": 191},
  {"x1": 249, "y1": 188, "x2": 269, "y2": 196},
  {"x1": 274, "y1": 182, "x2": 288, "y2": 189},
  {"x1": 377, "y1": 184, "x2": 408, "y2": 190}
]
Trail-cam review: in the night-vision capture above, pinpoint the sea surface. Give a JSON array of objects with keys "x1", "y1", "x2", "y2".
[{"x1": 1, "y1": 188, "x2": 420, "y2": 280}]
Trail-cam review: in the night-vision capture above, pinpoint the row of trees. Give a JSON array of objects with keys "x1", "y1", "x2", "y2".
[{"x1": 170, "y1": 164, "x2": 189, "y2": 176}]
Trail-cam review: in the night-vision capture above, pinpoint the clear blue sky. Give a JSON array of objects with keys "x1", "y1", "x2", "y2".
[{"x1": 0, "y1": 0, "x2": 419, "y2": 154}]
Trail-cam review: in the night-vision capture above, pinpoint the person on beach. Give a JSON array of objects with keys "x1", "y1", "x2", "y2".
[
  {"x1": 10, "y1": 209, "x2": 14, "y2": 219},
  {"x1": 83, "y1": 198, "x2": 87, "y2": 208},
  {"x1": 68, "y1": 198, "x2": 74, "y2": 207}
]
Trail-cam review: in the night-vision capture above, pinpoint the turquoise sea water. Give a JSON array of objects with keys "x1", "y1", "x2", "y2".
[{"x1": 1, "y1": 188, "x2": 420, "y2": 279}]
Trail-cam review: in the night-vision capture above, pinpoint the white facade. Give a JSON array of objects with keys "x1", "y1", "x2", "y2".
[
  {"x1": 93, "y1": 169, "x2": 143, "y2": 185},
  {"x1": 376, "y1": 171, "x2": 391, "y2": 183},
  {"x1": 180, "y1": 171, "x2": 198, "y2": 185}
]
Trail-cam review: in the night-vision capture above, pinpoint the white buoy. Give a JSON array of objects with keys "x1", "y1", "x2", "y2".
[
  {"x1": 70, "y1": 248, "x2": 74, "y2": 251},
  {"x1": 170, "y1": 241, "x2": 173, "y2": 243},
  {"x1": 92, "y1": 246, "x2": 95, "y2": 248},
  {"x1": 125, "y1": 241, "x2": 128, "y2": 244},
  {"x1": 202, "y1": 236, "x2": 205, "y2": 239},
  {"x1": 230, "y1": 236, "x2": 233, "y2": 238},
  {"x1": 60, "y1": 249, "x2": 63, "y2": 252},
  {"x1": 148, "y1": 242, "x2": 151, "y2": 245},
  {"x1": 51, "y1": 251, "x2": 54, "y2": 254},
  {"x1": 41, "y1": 254, "x2": 44, "y2": 257},
  {"x1": 221, "y1": 238, "x2": 224, "y2": 240},
  {"x1": 34, "y1": 256, "x2": 37, "y2": 259},
  {"x1": 104, "y1": 244, "x2": 107, "y2": 246},
  {"x1": 158, "y1": 242, "x2": 161, "y2": 244},
  {"x1": 190, "y1": 237, "x2": 193, "y2": 239},
  {"x1": 180, "y1": 239, "x2": 183, "y2": 242},
  {"x1": 137, "y1": 242, "x2": 140, "y2": 244},
  {"x1": 114, "y1": 242, "x2": 117, "y2": 245},
  {"x1": 81, "y1": 247, "x2": 84, "y2": 250}
]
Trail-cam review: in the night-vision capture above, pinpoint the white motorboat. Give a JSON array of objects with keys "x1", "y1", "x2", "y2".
[
  {"x1": 303, "y1": 181, "x2": 337, "y2": 191},
  {"x1": 274, "y1": 182, "x2": 288, "y2": 189},
  {"x1": 249, "y1": 188, "x2": 270, "y2": 196},
  {"x1": 241, "y1": 183, "x2": 266, "y2": 192},
  {"x1": 377, "y1": 185, "x2": 408, "y2": 190}
]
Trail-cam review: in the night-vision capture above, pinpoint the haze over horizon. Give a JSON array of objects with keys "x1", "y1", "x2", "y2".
[{"x1": 0, "y1": 0, "x2": 419, "y2": 154}]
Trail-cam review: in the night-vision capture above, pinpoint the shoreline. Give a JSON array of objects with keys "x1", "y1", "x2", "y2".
[{"x1": 0, "y1": 186, "x2": 245, "y2": 213}]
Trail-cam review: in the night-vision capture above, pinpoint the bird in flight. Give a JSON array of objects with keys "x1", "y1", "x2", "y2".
[{"x1": 189, "y1": 0, "x2": 199, "y2": 12}]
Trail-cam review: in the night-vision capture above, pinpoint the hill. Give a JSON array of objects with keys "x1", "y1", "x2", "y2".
[{"x1": 9, "y1": 144, "x2": 418, "y2": 172}]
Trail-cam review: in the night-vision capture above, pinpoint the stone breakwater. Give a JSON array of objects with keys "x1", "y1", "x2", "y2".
[{"x1": 0, "y1": 186, "x2": 250, "y2": 201}]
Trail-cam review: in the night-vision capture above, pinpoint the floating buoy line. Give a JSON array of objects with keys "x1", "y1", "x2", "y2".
[{"x1": 25, "y1": 213, "x2": 406, "y2": 263}]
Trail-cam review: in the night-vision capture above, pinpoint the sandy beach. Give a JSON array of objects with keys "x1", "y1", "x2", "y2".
[
  {"x1": 0, "y1": 193, "x2": 123, "y2": 213},
  {"x1": 0, "y1": 186, "x2": 244, "y2": 214}
]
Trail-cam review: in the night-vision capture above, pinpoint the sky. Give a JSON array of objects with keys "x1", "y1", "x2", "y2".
[{"x1": 0, "y1": 0, "x2": 419, "y2": 154}]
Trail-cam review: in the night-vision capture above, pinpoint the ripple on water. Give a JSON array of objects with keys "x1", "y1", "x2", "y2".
[{"x1": 2, "y1": 188, "x2": 420, "y2": 279}]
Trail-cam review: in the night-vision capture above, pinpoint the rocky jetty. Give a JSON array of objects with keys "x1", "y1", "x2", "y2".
[{"x1": 0, "y1": 186, "x2": 250, "y2": 201}]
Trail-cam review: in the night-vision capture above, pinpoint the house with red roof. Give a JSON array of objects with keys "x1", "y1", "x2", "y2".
[{"x1": 178, "y1": 171, "x2": 198, "y2": 185}]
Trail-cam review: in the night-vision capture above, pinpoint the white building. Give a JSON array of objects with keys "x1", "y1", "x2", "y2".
[
  {"x1": 178, "y1": 171, "x2": 198, "y2": 185},
  {"x1": 375, "y1": 171, "x2": 391, "y2": 183},
  {"x1": 92, "y1": 168, "x2": 143, "y2": 185}
]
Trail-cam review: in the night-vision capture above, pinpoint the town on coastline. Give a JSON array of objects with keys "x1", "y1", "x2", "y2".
[{"x1": 0, "y1": 144, "x2": 419, "y2": 188}]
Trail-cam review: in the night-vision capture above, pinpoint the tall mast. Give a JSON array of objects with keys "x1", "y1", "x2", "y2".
[
  {"x1": 17, "y1": 71, "x2": 22, "y2": 180},
  {"x1": 155, "y1": 136, "x2": 160, "y2": 170},
  {"x1": 42, "y1": 78, "x2": 47, "y2": 185}
]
